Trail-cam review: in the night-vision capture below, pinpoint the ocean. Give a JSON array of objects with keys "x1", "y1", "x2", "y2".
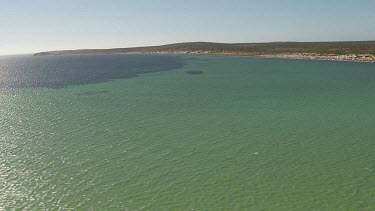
[{"x1": 1, "y1": 54, "x2": 374, "y2": 210}]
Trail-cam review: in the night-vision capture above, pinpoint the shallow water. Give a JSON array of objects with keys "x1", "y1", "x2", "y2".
[{"x1": 1, "y1": 55, "x2": 374, "y2": 210}]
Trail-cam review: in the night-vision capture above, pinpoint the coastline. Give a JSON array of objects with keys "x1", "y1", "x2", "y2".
[
  {"x1": 110, "y1": 51, "x2": 375, "y2": 63},
  {"x1": 34, "y1": 51, "x2": 375, "y2": 63},
  {"x1": 256, "y1": 53, "x2": 375, "y2": 63},
  {"x1": 33, "y1": 41, "x2": 375, "y2": 63}
]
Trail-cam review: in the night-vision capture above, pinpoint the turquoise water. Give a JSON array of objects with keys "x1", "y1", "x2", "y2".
[{"x1": 1, "y1": 55, "x2": 374, "y2": 210}]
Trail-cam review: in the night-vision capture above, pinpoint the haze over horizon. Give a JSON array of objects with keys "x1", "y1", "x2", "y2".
[{"x1": 1, "y1": 0, "x2": 375, "y2": 55}]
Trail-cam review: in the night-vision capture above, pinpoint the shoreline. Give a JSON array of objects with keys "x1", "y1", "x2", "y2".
[
  {"x1": 256, "y1": 53, "x2": 375, "y2": 63},
  {"x1": 33, "y1": 41, "x2": 375, "y2": 63},
  {"x1": 114, "y1": 52, "x2": 375, "y2": 64},
  {"x1": 33, "y1": 51, "x2": 375, "y2": 64}
]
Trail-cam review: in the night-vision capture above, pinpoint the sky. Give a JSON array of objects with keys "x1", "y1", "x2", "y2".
[{"x1": 0, "y1": 0, "x2": 374, "y2": 55}]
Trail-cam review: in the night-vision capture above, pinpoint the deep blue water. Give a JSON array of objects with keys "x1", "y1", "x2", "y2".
[{"x1": 0, "y1": 54, "x2": 183, "y2": 88}]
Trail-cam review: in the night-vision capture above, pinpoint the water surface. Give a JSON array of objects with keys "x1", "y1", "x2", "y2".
[{"x1": 1, "y1": 55, "x2": 374, "y2": 210}]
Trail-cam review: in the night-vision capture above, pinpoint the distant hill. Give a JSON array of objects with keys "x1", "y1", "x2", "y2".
[{"x1": 34, "y1": 41, "x2": 375, "y2": 62}]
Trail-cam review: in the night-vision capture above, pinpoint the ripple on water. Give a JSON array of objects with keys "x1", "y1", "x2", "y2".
[{"x1": 1, "y1": 55, "x2": 375, "y2": 210}]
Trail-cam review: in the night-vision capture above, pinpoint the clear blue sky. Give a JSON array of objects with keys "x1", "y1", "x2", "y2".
[{"x1": 1, "y1": 0, "x2": 374, "y2": 55}]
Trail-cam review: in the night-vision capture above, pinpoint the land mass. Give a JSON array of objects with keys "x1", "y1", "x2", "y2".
[{"x1": 34, "y1": 41, "x2": 375, "y2": 62}]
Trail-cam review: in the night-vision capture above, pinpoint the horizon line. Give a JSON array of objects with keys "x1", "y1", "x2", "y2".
[{"x1": 2, "y1": 40, "x2": 375, "y2": 56}]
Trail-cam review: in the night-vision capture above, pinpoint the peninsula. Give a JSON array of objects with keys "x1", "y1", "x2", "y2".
[{"x1": 34, "y1": 41, "x2": 375, "y2": 62}]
